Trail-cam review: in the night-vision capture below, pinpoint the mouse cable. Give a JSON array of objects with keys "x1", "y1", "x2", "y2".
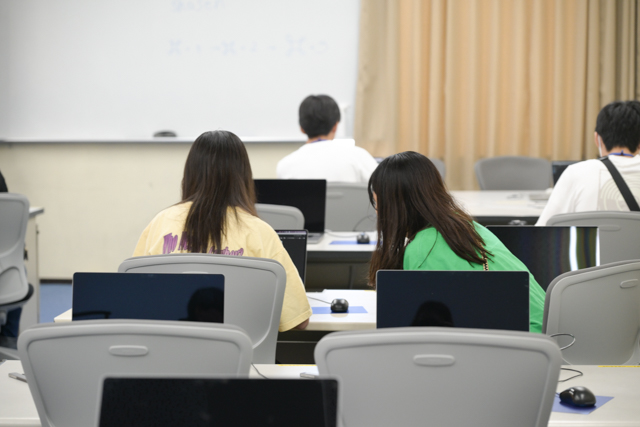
[
  {"x1": 549, "y1": 333, "x2": 576, "y2": 351},
  {"x1": 307, "y1": 296, "x2": 332, "y2": 305},
  {"x1": 351, "y1": 215, "x2": 377, "y2": 232},
  {"x1": 252, "y1": 364, "x2": 269, "y2": 379},
  {"x1": 557, "y1": 367, "x2": 583, "y2": 383}
]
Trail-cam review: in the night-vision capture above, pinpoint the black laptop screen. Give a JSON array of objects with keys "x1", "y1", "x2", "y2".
[
  {"x1": 277, "y1": 230, "x2": 308, "y2": 284},
  {"x1": 99, "y1": 377, "x2": 338, "y2": 427},
  {"x1": 487, "y1": 226, "x2": 598, "y2": 291},
  {"x1": 72, "y1": 273, "x2": 224, "y2": 323},
  {"x1": 376, "y1": 270, "x2": 530, "y2": 331},
  {"x1": 254, "y1": 179, "x2": 326, "y2": 233}
]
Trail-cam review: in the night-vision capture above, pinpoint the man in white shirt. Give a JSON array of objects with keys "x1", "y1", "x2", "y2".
[
  {"x1": 536, "y1": 100, "x2": 640, "y2": 225},
  {"x1": 277, "y1": 94, "x2": 379, "y2": 183}
]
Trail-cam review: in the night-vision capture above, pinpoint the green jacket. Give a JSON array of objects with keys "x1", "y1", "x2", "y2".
[{"x1": 403, "y1": 222, "x2": 545, "y2": 333}]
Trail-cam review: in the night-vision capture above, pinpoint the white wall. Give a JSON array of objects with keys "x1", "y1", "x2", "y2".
[
  {"x1": 0, "y1": 1, "x2": 9, "y2": 136},
  {"x1": 0, "y1": 142, "x2": 302, "y2": 279}
]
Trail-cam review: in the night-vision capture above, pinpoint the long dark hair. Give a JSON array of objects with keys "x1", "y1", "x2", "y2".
[
  {"x1": 181, "y1": 130, "x2": 257, "y2": 254},
  {"x1": 368, "y1": 151, "x2": 490, "y2": 285}
]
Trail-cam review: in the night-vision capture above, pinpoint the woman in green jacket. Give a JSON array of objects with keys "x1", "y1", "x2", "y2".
[{"x1": 368, "y1": 151, "x2": 545, "y2": 333}]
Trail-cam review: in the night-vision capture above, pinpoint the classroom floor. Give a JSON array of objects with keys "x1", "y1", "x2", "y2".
[{"x1": 39, "y1": 284, "x2": 72, "y2": 323}]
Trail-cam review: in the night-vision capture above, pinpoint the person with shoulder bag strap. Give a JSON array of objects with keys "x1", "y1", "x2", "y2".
[{"x1": 599, "y1": 156, "x2": 640, "y2": 212}]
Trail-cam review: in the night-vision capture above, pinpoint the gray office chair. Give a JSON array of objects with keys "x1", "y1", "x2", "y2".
[
  {"x1": 543, "y1": 260, "x2": 640, "y2": 365},
  {"x1": 118, "y1": 254, "x2": 286, "y2": 363},
  {"x1": 326, "y1": 182, "x2": 376, "y2": 231},
  {"x1": 0, "y1": 193, "x2": 33, "y2": 360},
  {"x1": 430, "y1": 158, "x2": 446, "y2": 180},
  {"x1": 315, "y1": 327, "x2": 561, "y2": 427},
  {"x1": 18, "y1": 319, "x2": 252, "y2": 427},
  {"x1": 475, "y1": 156, "x2": 552, "y2": 190},
  {"x1": 546, "y1": 211, "x2": 640, "y2": 265},
  {"x1": 255, "y1": 203, "x2": 304, "y2": 229}
]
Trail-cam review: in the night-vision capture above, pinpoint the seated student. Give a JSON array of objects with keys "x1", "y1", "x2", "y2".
[
  {"x1": 537, "y1": 100, "x2": 640, "y2": 225},
  {"x1": 367, "y1": 152, "x2": 545, "y2": 333},
  {"x1": 276, "y1": 94, "x2": 379, "y2": 183},
  {"x1": 133, "y1": 131, "x2": 312, "y2": 331}
]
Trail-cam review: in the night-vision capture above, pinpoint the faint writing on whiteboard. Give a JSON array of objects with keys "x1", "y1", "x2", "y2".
[
  {"x1": 167, "y1": 37, "x2": 329, "y2": 57},
  {"x1": 172, "y1": 0, "x2": 224, "y2": 12}
]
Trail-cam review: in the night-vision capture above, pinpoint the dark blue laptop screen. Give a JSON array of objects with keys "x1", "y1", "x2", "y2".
[
  {"x1": 254, "y1": 179, "x2": 326, "y2": 233},
  {"x1": 99, "y1": 378, "x2": 338, "y2": 427},
  {"x1": 72, "y1": 273, "x2": 224, "y2": 323},
  {"x1": 376, "y1": 270, "x2": 530, "y2": 331},
  {"x1": 487, "y1": 226, "x2": 598, "y2": 291}
]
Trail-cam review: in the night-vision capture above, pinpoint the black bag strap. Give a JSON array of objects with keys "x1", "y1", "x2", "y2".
[{"x1": 599, "y1": 156, "x2": 640, "y2": 211}]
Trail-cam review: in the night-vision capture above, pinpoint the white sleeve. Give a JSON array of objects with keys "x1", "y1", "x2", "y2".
[{"x1": 535, "y1": 165, "x2": 582, "y2": 225}]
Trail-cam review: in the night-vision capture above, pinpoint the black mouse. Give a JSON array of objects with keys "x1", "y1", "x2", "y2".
[
  {"x1": 330, "y1": 298, "x2": 349, "y2": 313},
  {"x1": 559, "y1": 386, "x2": 596, "y2": 407},
  {"x1": 356, "y1": 232, "x2": 370, "y2": 244}
]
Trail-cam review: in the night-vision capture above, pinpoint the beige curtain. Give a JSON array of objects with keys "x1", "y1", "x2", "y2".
[{"x1": 354, "y1": 0, "x2": 639, "y2": 190}]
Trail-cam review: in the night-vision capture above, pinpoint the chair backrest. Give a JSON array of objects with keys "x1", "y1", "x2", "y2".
[
  {"x1": 546, "y1": 211, "x2": 640, "y2": 265},
  {"x1": 18, "y1": 319, "x2": 253, "y2": 427},
  {"x1": 325, "y1": 182, "x2": 376, "y2": 231},
  {"x1": 543, "y1": 260, "x2": 640, "y2": 365},
  {"x1": 0, "y1": 193, "x2": 30, "y2": 305},
  {"x1": 256, "y1": 203, "x2": 305, "y2": 229},
  {"x1": 474, "y1": 156, "x2": 552, "y2": 190},
  {"x1": 430, "y1": 158, "x2": 446, "y2": 180},
  {"x1": 315, "y1": 327, "x2": 561, "y2": 427},
  {"x1": 118, "y1": 254, "x2": 286, "y2": 363}
]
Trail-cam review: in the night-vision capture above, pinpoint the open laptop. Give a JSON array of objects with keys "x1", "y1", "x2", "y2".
[
  {"x1": 277, "y1": 229, "x2": 308, "y2": 284},
  {"x1": 72, "y1": 273, "x2": 224, "y2": 323},
  {"x1": 376, "y1": 270, "x2": 530, "y2": 331},
  {"x1": 98, "y1": 377, "x2": 338, "y2": 427},
  {"x1": 487, "y1": 225, "x2": 599, "y2": 291},
  {"x1": 254, "y1": 179, "x2": 327, "y2": 243}
]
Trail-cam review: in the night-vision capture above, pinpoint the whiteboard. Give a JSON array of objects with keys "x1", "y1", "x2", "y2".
[{"x1": 0, "y1": 0, "x2": 360, "y2": 140}]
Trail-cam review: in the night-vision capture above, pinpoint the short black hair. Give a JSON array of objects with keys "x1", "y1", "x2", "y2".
[
  {"x1": 299, "y1": 95, "x2": 341, "y2": 138},
  {"x1": 595, "y1": 100, "x2": 640, "y2": 152}
]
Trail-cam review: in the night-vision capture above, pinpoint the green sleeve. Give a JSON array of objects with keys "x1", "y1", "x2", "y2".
[{"x1": 528, "y1": 274, "x2": 545, "y2": 333}]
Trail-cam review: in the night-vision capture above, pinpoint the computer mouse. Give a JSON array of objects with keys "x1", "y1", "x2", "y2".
[
  {"x1": 559, "y1": 386, "x2": 596, "y2": 407},
  {"x1": 330, "y1": 298, "x2": 349, "y2": 313},
  {"x1": 356, "y1": 232, "x2": 370, "y2": 244}
]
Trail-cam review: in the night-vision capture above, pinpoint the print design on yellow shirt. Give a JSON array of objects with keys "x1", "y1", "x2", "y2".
[{"x1": 162, "y1": 232, "x2": 244, "y2": 256}]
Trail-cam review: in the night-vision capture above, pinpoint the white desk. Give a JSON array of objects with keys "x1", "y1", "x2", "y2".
[
  {"x1": 451, "y1": 190, "x2": 548, "y2": 219},
  {"x1": 2, "y1": 361, "x2": 639, "y2": 427},
  {"x1": 307, "y1": 231, "x2": 376, "y2": 252},
  {"x1": 305, "y1": 289, "x2": 376, "y2": 331},
  {"x1": 53, "y1": 289, "x2": 377, "y2": 332},
  {"x1": 20, "y1": 207, "x2": 45, "y2": 334}
]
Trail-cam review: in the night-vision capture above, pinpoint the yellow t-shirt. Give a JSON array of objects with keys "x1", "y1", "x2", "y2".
[{"x1": 133, "y1": 202, "x2": 312, "y2": 332}]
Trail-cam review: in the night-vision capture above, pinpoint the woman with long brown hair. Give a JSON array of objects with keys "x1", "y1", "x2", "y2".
[
  {"x1": 368, "y1": 151, "x2": 545, "y2": 332},
  {"x1": 134, "y1": 130, "x2": 311, "y2": 331}
]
